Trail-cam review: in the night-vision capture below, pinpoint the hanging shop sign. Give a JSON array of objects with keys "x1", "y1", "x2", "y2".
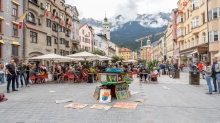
[{"x1": 198, "y1": 47, "x2": 208, "y2": 53}]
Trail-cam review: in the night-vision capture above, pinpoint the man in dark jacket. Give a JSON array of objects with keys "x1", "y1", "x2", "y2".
[
  {"x1": 212, "y1": 57, "x2": 218, "y2": 92},
  {"x1": 6, "y1": 60, "x2": 18, "y2": 93},
  {"x1": 18, "y1": 61, "x2": 29, "y2": 87}
]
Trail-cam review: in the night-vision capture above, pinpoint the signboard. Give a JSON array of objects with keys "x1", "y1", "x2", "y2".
[
  {"x1": 64, "y1": 103, "x2": 88, "y2": 109},
  {"x1": 113, "y1": 102, "x2": 138, "y2": 109},
  {"x1": 115, "y1": 84, "x2": 130, "y2": 100},
  {"x1": 93, "y1": 86, "x2": 100, "y2": 100},
  {"x1": 99, "y1": 89, "x2": 111, "y2": 103},
  {"x1": 198, "y1": 47, "x2": 208, "y2": 53},
  {"x1": 90, "y1": 104, "x2": 112, "y2": 110}
]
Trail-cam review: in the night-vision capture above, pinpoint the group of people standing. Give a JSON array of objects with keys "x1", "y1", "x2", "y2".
[
  {"x1": 0, "y1": 60, "x2": 31, "y2": 93},
  {"x1": 188, "y1": 58, "x2": 220, "y2": 94}
]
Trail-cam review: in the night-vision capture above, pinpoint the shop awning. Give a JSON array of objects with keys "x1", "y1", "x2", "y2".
[
  {"x1": 11, "y1": 0, "x2": 20, "y2": 6},
  {"x1": 0, "y1": 40, "x2": 4, "y2": 44},
  {"x1": 214, "y1": 52, "x2": 220, "y2": 57},
  {"x1": 189, "y1": 50, "x2": 198, "y2": 55},
  {"x1": 11, "y1": 41, "x2": 20, "y2": 45},
  {"x1": 12, "y1": 21, "x2": 19, "y2": 25},
  {"x1": 0, "y1": 16, "x2": 4, "y2": 20}
]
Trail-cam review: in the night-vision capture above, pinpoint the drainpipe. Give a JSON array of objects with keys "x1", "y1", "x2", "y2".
[{"x1": 206, "y1": 0, "x2": 210, "y2": 62}]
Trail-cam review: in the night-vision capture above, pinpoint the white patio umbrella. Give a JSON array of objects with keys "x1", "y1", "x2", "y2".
[
  {"x1": 29, "y1": 53, "x2": 70, "y2": 60},
  {"x1": 67, "y1": 51, "x2": 99, "y2": 60},
  {"x1": 128, "y1": 59, "x2": 138, "y2": 63},
  {"x1": 94, "y1": 54, "x2": 110, "y2": 61},
  {"x1": 214, "y1": 52, "x2": 220, "y2": 57},
  {"x1": 54, "y1": 58, "x2": 84, "y2": 63}
]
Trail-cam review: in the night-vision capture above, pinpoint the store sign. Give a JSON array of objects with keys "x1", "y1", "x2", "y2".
[
  {"x1": 2, "y1": 36, "x2": 15, "y2": 41},
  {"x1": 198, "y1": 47, "x2": 208, "y2": 53}
]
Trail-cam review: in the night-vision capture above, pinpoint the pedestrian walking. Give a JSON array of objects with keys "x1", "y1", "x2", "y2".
[
  {"x1": 198, "y1": 61, "x2": 204, "y2": 79},
  {"x1": 15, "y1": 63, "x2": 20, "y2": 89},
  {"x1": 214, "y1": 58, "x2": 220, "y2": 93},
  {"x1": 6, "y1": 60, "x2": 18, "y2": 93},
  {"x1": 211, "y1": 57, "x2": 218, "y2": 92},
  {"x1": 0, "y1": 63, "x2": 5, "y2": 84},
  {"x1": 188, "y1": 58, "x2": 193, "y2": 71},
  {"x1": 18, "y1": 61, "x2": 29, "y2": 87},
  {"x1": 204, "y1": 62, "x2": 212, "y2": 94}
]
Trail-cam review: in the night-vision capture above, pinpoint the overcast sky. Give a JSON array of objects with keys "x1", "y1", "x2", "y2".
[{"x1": 66, "y1": 0, "x2": 178, "y2": 20}]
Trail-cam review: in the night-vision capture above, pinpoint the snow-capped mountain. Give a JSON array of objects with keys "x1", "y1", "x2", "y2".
[{"x1": 80, "y1": 12, "x2": 171, "y2": 51}]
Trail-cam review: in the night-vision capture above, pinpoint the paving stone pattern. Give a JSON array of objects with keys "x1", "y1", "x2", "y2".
[{"x1": 0, "y1": 72, "x2": 220, "y2": 123}]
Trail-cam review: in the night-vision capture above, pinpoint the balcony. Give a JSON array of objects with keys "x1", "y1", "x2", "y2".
[
  {"x1": 191, "y1": 26, "x2": 200, "y2": 35},
  {"x1": 178, "y1": 36, "x2": 184, "y2": 42},
  {"x1": 178, "y1": 22, "x2": 184, "y2": 28},
  {"x1": 71, "y1": 39, "x2": 80, "y2": 44}
]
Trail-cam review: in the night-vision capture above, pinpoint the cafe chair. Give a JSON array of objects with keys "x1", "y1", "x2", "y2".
[
  {"x1": 29, "y1": 75, "x2": 37, "y2": 84},
  {"x1": 67, "y1": 73, "x2": 75, "y2": 83},
  {"x1": 81, "y1": 72, "x2": 88, "y2": 82}
]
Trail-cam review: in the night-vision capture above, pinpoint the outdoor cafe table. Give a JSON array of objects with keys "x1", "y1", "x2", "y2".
[{"x1": 36, "y1": 74, "x2": 45, "y2": 83}]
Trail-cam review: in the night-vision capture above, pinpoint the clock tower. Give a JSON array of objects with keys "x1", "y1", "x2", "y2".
[{"x1": 101, "y1": 12, "x2": 110, "y2": 40}]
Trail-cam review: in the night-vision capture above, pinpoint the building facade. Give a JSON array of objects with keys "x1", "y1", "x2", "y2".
[
  {"x1": 23, "y1": 0, "x2": 74, "y2": 63},
  {"x1": 172, "y1": 8, "x2": 180, "y2": 64},
  {"x1": 177, "y1": 0, "x2": 208, "y2": 64},
  {"x1": 94, "y1": 34, "x2": 108, "y2": 56},
  {"x1": 101, "y1": 14, "x2": 110, "y2": 40},
  {"x1": 69, "y1": 5, "x2": 80, "y2": 54},
  {"x1": 118, "y1": 47, "x2": 132, "y2": 61},
  {"x1": 141, "y1": 39, "x2": 152, "y2": 62},
  {"x1": 0, "y1": 0, "x2": 24, "y2": 64},
  {"x1": 79, "y1": 23, "x2": 93, "y2": 52},
  {"x1": 108, "y1": 41, "x2": 116, "y2": 57},
  {"x1": 208, "y1": 0, "x2": 220, "y2": 60},
  {"x1": 165, "y1": 23, "x2": 174, "y2": 63}
]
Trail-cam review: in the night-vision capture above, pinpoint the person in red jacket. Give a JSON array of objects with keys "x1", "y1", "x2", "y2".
[{"x1": 198, "y1": 61, "x2": 204, "y2": 79}]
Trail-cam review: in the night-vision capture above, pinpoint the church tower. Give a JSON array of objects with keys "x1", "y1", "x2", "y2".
[{"x1": 101, "y1": 12, "x2": 110, "y2": 40}]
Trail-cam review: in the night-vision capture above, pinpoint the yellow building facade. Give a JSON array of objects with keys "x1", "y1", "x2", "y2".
[
  {"x1": 118, "y1": 48, "x2": 132, "y2": 61},
  {"x1": 177, "y1": 0, "x2": 209, "y2": 63},
  {"x1": 208, "y1": 0, "x2": 220, "y2": 60},
  {"x1": 165, "y1": 23, "x2": 174, "y2": 63}
]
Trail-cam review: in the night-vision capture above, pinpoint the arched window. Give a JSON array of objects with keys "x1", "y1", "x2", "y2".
[
  {"x1": 52, "y1": 23, "x2": 56, "y2": 31},
  {"x1": 203, "y1": 33, "x2": 206, "y2": 43},
  {"x1": 29, "y1": 0, "x2": 38, "y2": 5},
  {"x1": 27, "y1": 12, "x2": 35, "y2": 23},
  {"x1": 191, "y1": 38, "x2": 194, "y2": 47},
  {"x1": 196, "y1": 36, "x2": 199, "y2": 45}
]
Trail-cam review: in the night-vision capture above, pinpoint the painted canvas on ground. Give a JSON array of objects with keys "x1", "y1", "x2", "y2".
[
  {"x1": 135, "y1": 99, "x2": 146, "y2": 103},
  {"x1": 115, "y1": 84, "x2": 130, "y2": 100},
  {"x1": 64, "y1": 103, "x2": 88, "y2": 109},
  {"x1": 55, "y1": 99, "x2": 72, "y2": 104},
  {"x1": 99, "y1": 89, "x2": 111, "y2": 103},
  {"x1": 113, "y1": 102, "x2": 138, "y2": 109},
  {"x1": 93, "y1": 86, "x2": 100, "y2": 100},
  {"x1": 90, "y1": 104, "x2": 112, "y2": 110}
]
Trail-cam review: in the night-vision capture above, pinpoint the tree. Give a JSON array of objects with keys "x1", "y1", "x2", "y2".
[
  {"x1": 76, "y1": 49, "x2": 88, "y2": 53},
  {"x1": 119, "y1": 57, "x2": 125, "y2": 62},
  {"x1": 92, "y1": 50, "x2": 105, "y2": 56},
  {"x1": 111, "y1": 56, "x2": 120, "y2": 63}
]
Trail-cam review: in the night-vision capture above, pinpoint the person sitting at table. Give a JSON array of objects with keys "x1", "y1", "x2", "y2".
[
  {"x1": 63, "y1": 67, "x2": 68, "y2": 81},
  {"x1": 29, "y1": 67, "x2": 37, "y2": 84},
  {"x1": 89, "y1": 67, "x2": 95, "y2": 73},
  {"x1": 139, "y1": 66, "x2": 148, "y2": 82},
  {"x1": 122, "y1": 65, "x2": 129, "y2": 73},
  {"x1": 147, "y1": 67, "x2": 159, "y2": 83}
]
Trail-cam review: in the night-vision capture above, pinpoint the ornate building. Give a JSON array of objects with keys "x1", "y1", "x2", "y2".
[{"x1": 23, "y1": 0, "x2": 74, "y2": 63}]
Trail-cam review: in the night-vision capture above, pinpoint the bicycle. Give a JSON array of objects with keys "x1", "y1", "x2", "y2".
[{"x1": 169, "y1": 68, "x2": 175, "y2": 78}]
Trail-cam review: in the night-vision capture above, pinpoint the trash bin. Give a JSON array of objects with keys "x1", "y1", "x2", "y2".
[
  {"x1": 174, "y1": 69, "x2": 180, "y2": 78},
  {"x1": 189, "y1": 71, "x2": 200, "y2": 85}
]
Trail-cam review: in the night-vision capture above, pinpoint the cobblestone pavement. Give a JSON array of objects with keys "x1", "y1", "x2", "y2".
[{"x1": 0, "y1": 72, "x2": 220, "y2": 123}]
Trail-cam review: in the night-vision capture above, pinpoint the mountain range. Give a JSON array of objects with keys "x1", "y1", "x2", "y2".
[{"x1": 80, "y1": 12, "x2": 172, "y2": 51}]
